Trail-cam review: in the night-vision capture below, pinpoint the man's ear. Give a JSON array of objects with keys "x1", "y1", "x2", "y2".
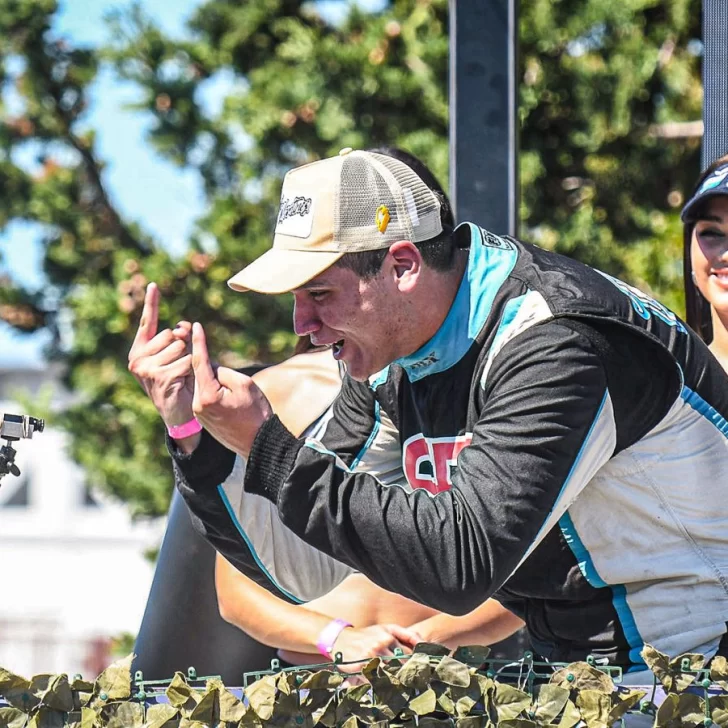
[{"x1": 387, "y1": 241, "x2": 422, "y2": 292}]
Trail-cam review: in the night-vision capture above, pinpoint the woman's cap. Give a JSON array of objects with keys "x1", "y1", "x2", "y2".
[{"x1": 681, "y1": 163, "x2": 728, "y2": 222}]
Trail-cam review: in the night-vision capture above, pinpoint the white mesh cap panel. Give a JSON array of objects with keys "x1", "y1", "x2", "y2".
[{"x1": 333, "y1": 151, "x2": 442, "y2": 252}]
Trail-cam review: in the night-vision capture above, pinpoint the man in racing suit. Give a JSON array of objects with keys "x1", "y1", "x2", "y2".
[{"x1": 132, "y1": 148, "x2": 728, "y2": 673}]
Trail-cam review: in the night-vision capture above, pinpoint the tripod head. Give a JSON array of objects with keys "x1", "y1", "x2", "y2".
[{"x1": 0, "y1": 413, "x2": 45, "y2": 484}]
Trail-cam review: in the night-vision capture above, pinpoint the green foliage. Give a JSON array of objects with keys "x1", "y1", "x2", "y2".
[
  {"x1": 0, "y1": 0, "x2": 703, "y2": 516},
  {"x1": 2, "y1": 643, "x2": 728, "y2": 727}
]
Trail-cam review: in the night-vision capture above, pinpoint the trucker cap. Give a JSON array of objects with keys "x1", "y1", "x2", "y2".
[
  {"x1": 681, "y1": 162, "x2": 728, "y2": 222},
  {"x1": 227, "y1": 148, "x2": 443, "y2": 294}
]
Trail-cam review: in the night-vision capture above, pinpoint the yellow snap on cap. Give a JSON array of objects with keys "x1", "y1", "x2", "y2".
[
  {"x1": 375, "y1": 204, "x2": 390, "y2": 233},
  {"x1": 338, "y1": 147, "x2": 353, "y2": 156}
]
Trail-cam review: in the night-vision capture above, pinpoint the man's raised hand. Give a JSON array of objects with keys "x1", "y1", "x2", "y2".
[
  {"x1": 191, "y1": 322, "x2": 272, "y2": 457},
  {"x1": 128, "y1": 283, "x2": 194, "y2": 428}
]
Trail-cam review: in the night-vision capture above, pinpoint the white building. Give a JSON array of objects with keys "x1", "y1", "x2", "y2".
[{"x1": 0, "y1": 365, "x2": 164, "y2": 679}]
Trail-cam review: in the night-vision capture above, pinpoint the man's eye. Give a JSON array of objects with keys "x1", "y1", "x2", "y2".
[
  {"x1": 309, "y1": 291, "x2": 329, "y2": 302},
  {"x1": 699, "y1": 228, "x2": 725, "y2": 240}
]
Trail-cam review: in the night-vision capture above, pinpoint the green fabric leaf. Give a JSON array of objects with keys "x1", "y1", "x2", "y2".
[
  {"x1": 409, "y1": 688, "x2": 436, "y2": 715},
  {"x1": 239, "y1": 707, "x2": 264, "y2": 728},
  {"x1": 532, "y1": 684, "x2": 570, "y2": 724},
  {"x1": 69, "y1": 680, "x2": 94, "y2": 693},
  {"x1": 641, "y1": 644, "x2": 704, "y2": 693},
  {"x1": 0, "y1": 668, "x2": 37, "y2": 712},
  {"x1": 455, "y1": 694, "x2": 478, "y2": 718},
  {"x1": 69, "y1": 679, "x2": 94, "y2": 711},
  {"x1": 30, "y1": 675, "x2": 74, "y2": 713},
  {"x1": 575, "y1": 689, "x2": 612, "y2": 728},
  {"x1": 494, "y1": 682, "x2": 531, "y2": 721},
  {"x1": 26, "y1": 708, "x2": 66, "y2": 728},
  {"x1": 655, "y1": 693, "x2": 681, "y2": 728},
  {"x1": 677, "y1": 693, "x2": 705, "y2": 728},
  {"x1": 557, "y1": 699, "x2": 582, "y2": 728},
  {"x1": 451, "y1": 647, "x2": 491, "y2": 667},
  {"x1": 245, "y1": 674, "x2": 277, "y2": 721},
  {"x1": 455, "y1": 717, "x2": 488, "y2": 728},
  {"x1": 711, "y1": 656, "x2": 728, "y2": 691},
  {"x1": 79, "y1": 708, "x2": 96, "y2": 728},
  {"x1": 177, "y1": 719, "x2": 208, "y2": 728},
  {"x1": 94, "y1": 655, "x2": 133, "y2": 702},
  {"x1": 550, "y1": 663, "x2": 614, "y2": 694},
  {"x1": 412, "y1": 644, "x2": 450, "y2": 657},
  {"x1": 500, "y1": 720, "x2": 538, "y2": 728},
  {"x1": 299, "y1": 671, "x2": 343, "y2": 691},
  {"x1": 144, "y1": 703, "x2": 179, "y2": 728},
  {"x1": 418, "y1": 718, "x2": 454, "y2": 728},
  {"x1": 434, "y1": 657, "x2": 471, "y2": 688},
  {"x1": 312, "y1": 696, "x2": 337, "y2": 728},
  {"x1": 608, "y1": 689, "x2": 645, "y2": 723},
  {"x1": 0, "y1": 707, "x2": 27, "y2": 728},
  {"x1": 396, "y1": 654, "x2": 433, "y2": 690},
  {"x1": 218, "y1": 686, "x2": 246, "y2": 723},
  {"x1": 165, "y1": 673, "x2": 200, "y2": 714},
  {"x1": 436, "y1": 687, "x2": 455, "y2": 716},
  {"x1": 275, "y1": 670, "x2": 296, "y2": 697},
  {"x1": 449, "y1": 675, "x2": 485, "y2": 718},
  {"x1": 187, "y1": 687, "x2": 218, "y2": 724},
  {"x1": 98, "y1": 701, "x2": 145, "y2": 728},
  {"x1": 362, "y1": 658, "x2": 409, "y2": 714},
  {"x1": 711, "y1": 695, "x2": 728, "y2": 728}
]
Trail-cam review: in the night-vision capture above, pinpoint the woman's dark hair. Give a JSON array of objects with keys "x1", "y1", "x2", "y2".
[
  {"x1": 683, "y1": 153, "x2": 728, "y2": 343},
  {"x1": 336, "y1": 146, "x2": 456, "y2": 279}
]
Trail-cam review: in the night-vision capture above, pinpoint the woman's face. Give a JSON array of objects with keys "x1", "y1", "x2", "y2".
[{"x1": 691, "y1": 196, "x2": 728, "y2": 317}]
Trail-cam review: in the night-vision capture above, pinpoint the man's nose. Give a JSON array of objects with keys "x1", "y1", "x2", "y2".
[{"x1": 293, "y1": 298, "x2": 320, "y2": 336}]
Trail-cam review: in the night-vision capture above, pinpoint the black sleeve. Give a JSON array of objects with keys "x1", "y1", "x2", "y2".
[
  {"x1": 168, "y1": 430, "x2": 302, "y2": 601},
  {"x1": 244, "y1": 322, "x2": 621, "y2": 614}
]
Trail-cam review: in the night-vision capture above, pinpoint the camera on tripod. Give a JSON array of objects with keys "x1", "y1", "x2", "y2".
[{"x1": 0, "y1": 413, "x2": 45, "y2": 483}]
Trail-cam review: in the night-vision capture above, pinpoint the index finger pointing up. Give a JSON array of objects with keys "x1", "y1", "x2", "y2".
[
  {"x1": 132, "y1": 282, "x2": 160, "y2": 349},
  {"x1": 191, "y1": 322, "x2": 217, "y2": 388}
]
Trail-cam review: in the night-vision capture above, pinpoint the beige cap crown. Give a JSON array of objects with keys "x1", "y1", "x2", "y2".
[{"x1": 228, "y1": 148, "x2": 443, "y2": 294}]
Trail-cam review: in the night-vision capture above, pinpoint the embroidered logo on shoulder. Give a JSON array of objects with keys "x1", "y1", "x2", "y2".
[
  {"x1": 597, "y1": 270, "x2": 687, "y2": 333},
  {"x1": 410, "y1": 352, "x2": 439, "y2": 370},
  {"x1": 479, "y1": 227, "x2": 514, "y2": 250},
  {"x1": 275, "y1": 193, "x2": 314, "y2": 238}
]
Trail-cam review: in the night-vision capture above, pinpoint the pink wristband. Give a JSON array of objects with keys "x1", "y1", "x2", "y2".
[
  {"x1": 316, "y1": 618, "x2": 352, "y2": 659},
  {"x1": 167, "y1": 417, "x2": 202, "y2": 440}
]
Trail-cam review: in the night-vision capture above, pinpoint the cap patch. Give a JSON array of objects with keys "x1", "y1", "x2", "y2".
[
  {"x1": 276, "y1": 193, "x2": 314, "y2": 238},
  {"x1": 376, "y1": 205, "x2": 390, "y2": 233}
]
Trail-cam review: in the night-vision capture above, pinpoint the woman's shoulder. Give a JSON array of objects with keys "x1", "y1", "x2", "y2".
[{"x1": 253, "y1": 349, "x2": 342, "y2": 436}]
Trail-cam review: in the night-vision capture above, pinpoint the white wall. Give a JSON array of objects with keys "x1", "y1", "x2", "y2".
[{"x1": 0, "y1": 378, "x2": 165, "y2": 679}]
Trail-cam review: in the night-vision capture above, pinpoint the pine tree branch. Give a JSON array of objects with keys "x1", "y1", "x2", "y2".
[{"x1": 40, "y1": 61, "x2": 151, "y2": 256}]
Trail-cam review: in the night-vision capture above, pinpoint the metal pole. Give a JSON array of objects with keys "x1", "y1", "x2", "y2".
[
  {"x1": 701, "y1": 0, "x2": 728, "y2": 169},
  {"x1": 449, "y1": 0, "x2": 519, "y2": 235},
  {"x1": 449, "y1": 0, "x2": 526, "y2": 661}
]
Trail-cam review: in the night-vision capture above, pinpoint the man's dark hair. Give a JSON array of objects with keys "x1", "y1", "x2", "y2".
[{"x1": 336, "y1": 147, "x2": 456, "y2": 279}]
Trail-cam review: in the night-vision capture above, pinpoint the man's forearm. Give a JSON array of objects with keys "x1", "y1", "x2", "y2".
[
  {"x1": 215, "y1": 555, "x2": 337, "y2": 652},
  {"x1": 409, "y1": 599, "x2": 524, "y2": 649}
]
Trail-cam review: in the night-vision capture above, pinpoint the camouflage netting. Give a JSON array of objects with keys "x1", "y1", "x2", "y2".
[{"x1": 2, "y1": 643, "x2": 728, "y2": 727}]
